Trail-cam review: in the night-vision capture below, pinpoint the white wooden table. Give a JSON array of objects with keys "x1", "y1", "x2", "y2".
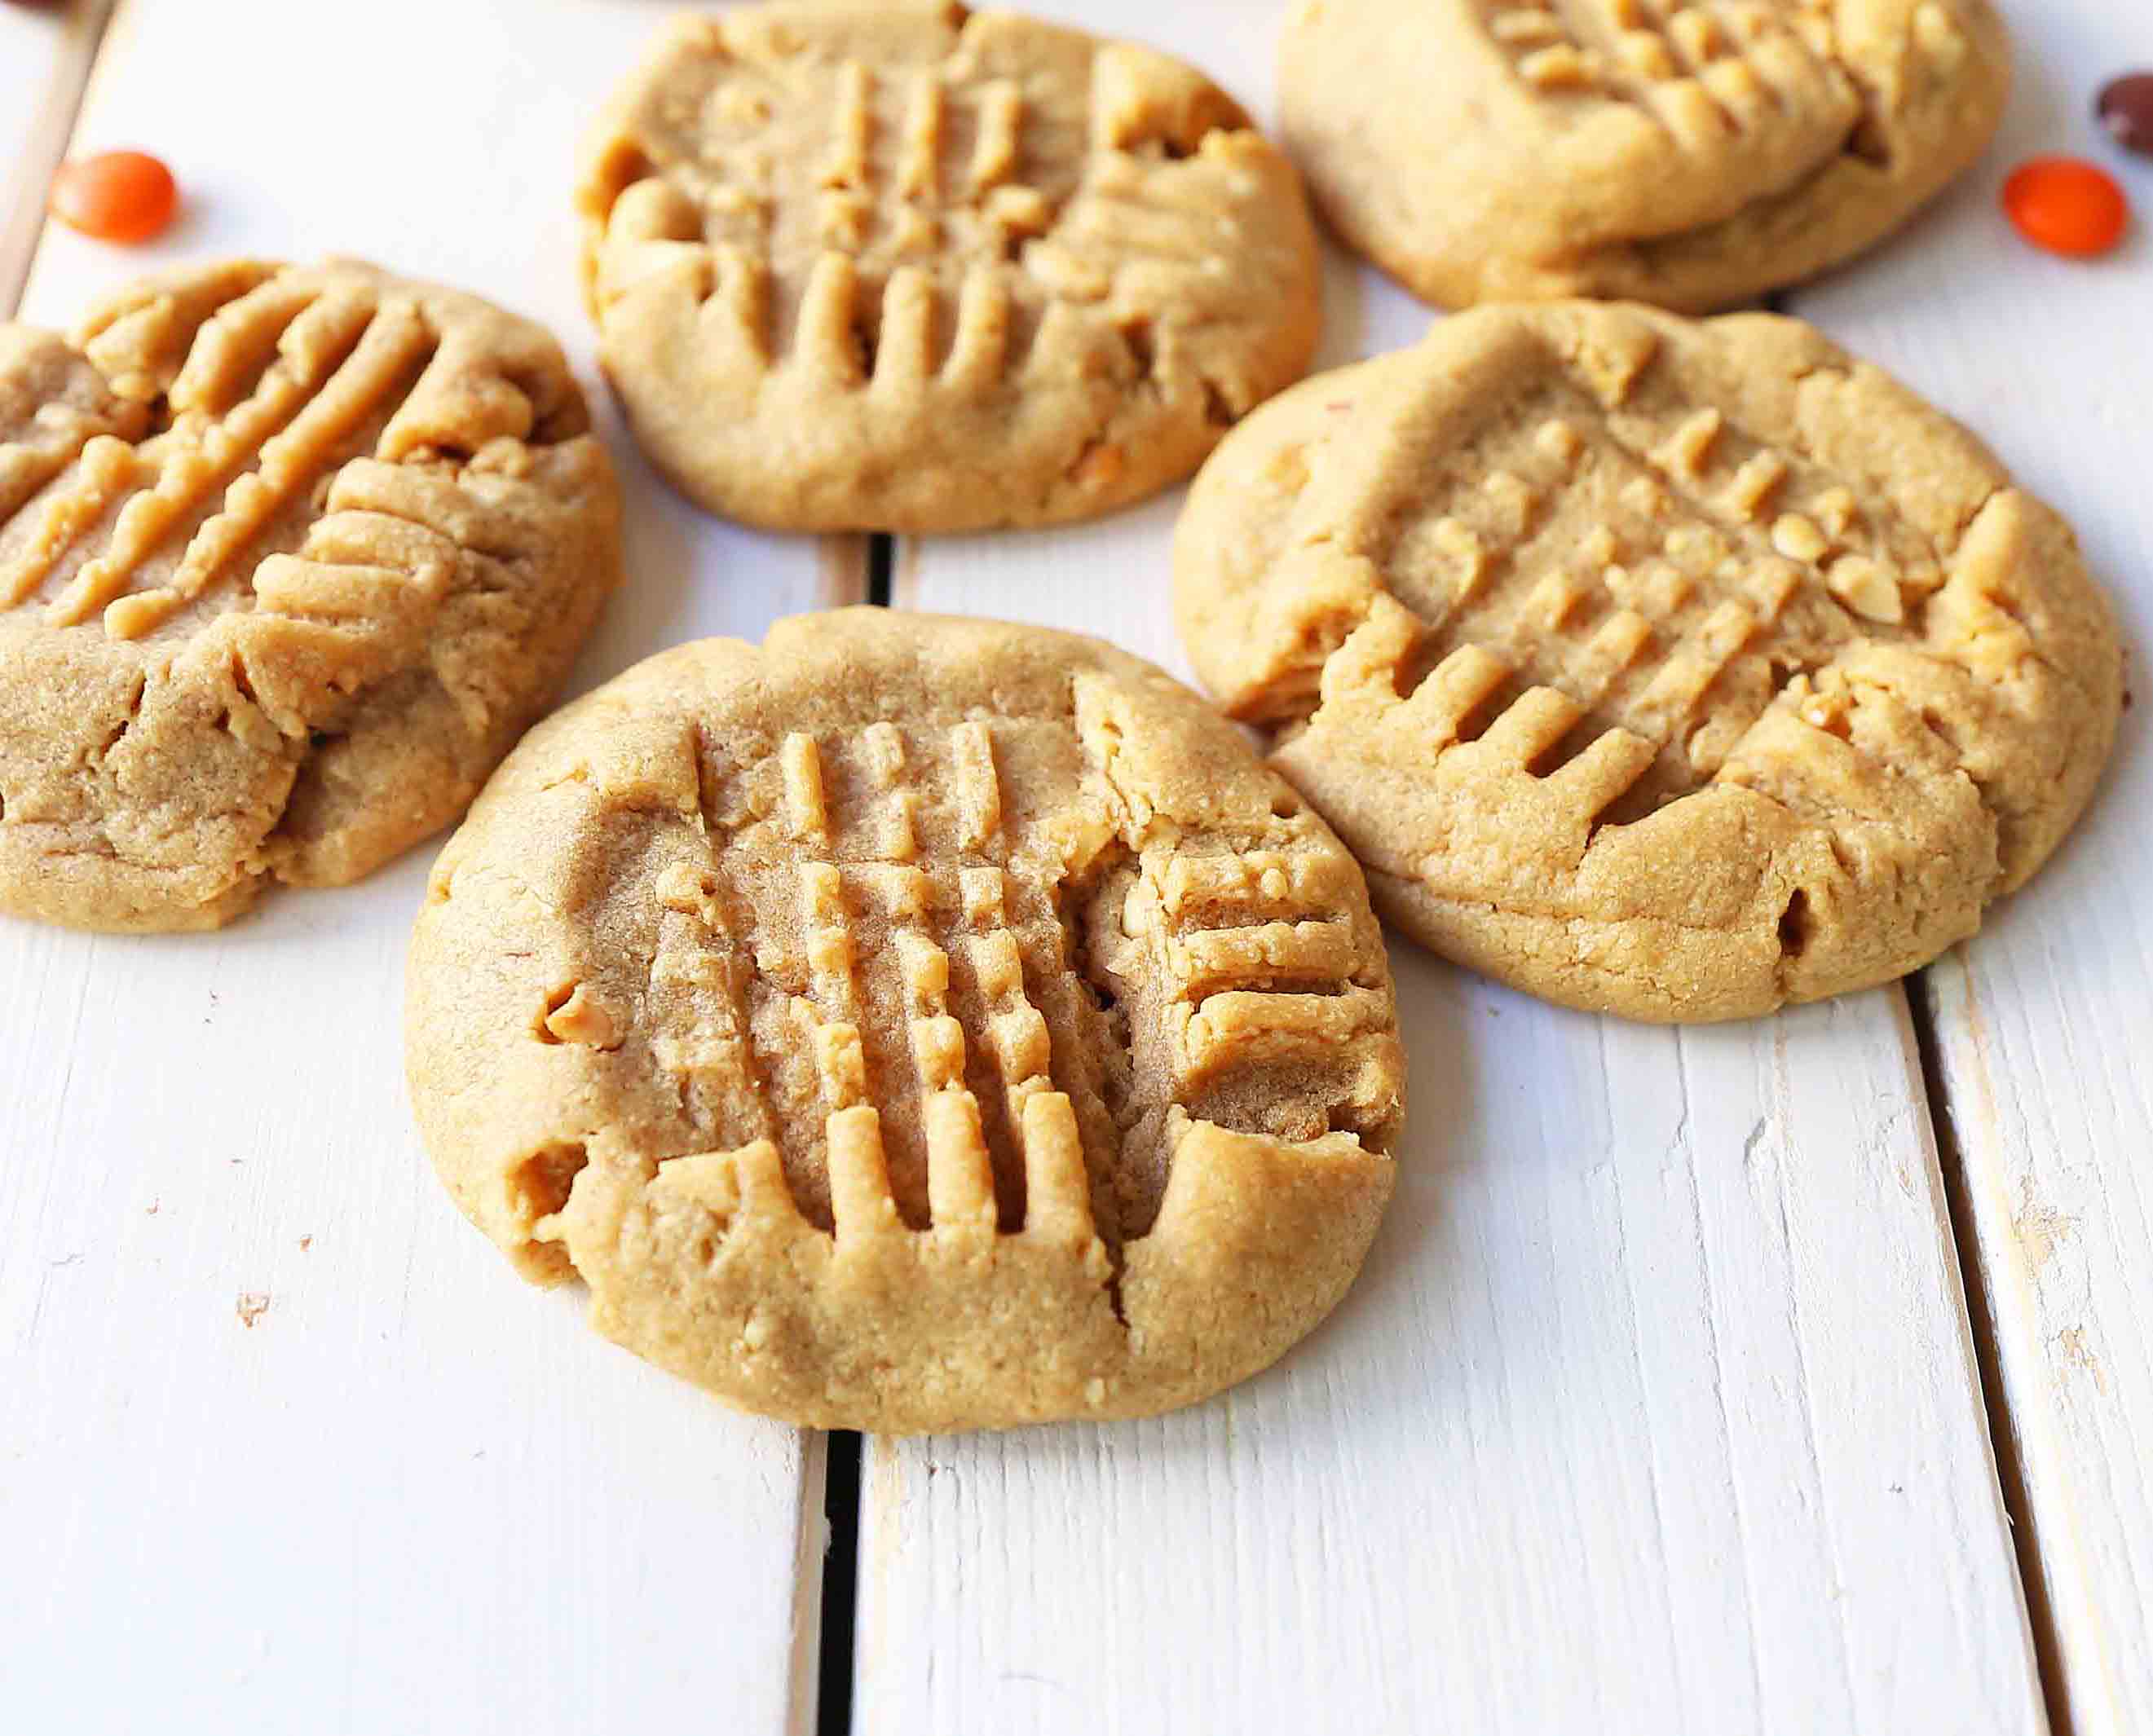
[{"x1": 1, "y1": 4, "x2": 2143, "y2": 1732}]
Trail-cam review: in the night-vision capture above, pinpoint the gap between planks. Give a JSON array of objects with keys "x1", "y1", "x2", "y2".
[
  {"x1": 2, "y1": 3, "x2": 2065, "y2": 1724},
  {"x1": 859, "y1": 518, "x2": 2045, "y2": 1734},
  {"x1": 2, "y1": 4, "x2": 868, "y2": 1729},
  {"x1": 1908, "y1": 971, "x2": 2076, "y2": 1736},
  {"x1": 809, "y1": 541, "x2": 898, "y2": 1736},
  {"x1": 1773, "y1": 263, "x2": 2067, "y2": 1736},
  {"x1": 818, "y1": 1427, "x2": 868, "y2": 1736}
]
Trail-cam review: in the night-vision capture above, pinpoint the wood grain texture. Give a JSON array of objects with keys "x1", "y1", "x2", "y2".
[
  {"x1": 0, "y1": 0, "x2": 117, "y2": 315},
  {"x1": 0, "y1": 4, "x2": 857, "y2": 1732},
  {"x1": 1789, "y1": 5, "x2": 2153, "y2": 1728},
  {"x1": 861, "y1": 6, "x2": 2045, "y2": 1730},
  {"x1": 874, "y1": 475, "x2": 2045, "y2": 1736}
]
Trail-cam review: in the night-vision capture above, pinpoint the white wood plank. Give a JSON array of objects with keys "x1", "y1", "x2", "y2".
[
  {"x1": 0, "y1": 4, "x2": 857, "y2": 1732},
  {"x1": 861, "y1": 5, "x2": 2045, "y2": 1729},
  {"x1": 0, "y1": 0, "x2": 116, "y2": 315},
  {"x1": 1786, "y1": 6, "x2": 2153, "y2": 1729}
]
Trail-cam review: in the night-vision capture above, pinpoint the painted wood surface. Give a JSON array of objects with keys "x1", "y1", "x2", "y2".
[
  {"x1": 7, "y1": 0, "x2": 2146, "y2": 1730},
  {"x1": 0, "y1": 0, "x2": 114, "y2": 312},
  {"x1": 1789, "y1": 5, "x2": 2153, "y2": 1729},
  {"x1": 0, "y1": 4, "x2": 854, "y2": 1732},
  {"x1": 861, "y1": 3, "x2": 2049, "y2": 1731}
]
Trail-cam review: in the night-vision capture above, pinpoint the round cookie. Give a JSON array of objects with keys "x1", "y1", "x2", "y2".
[
  {"x1": 0, "y1": 258, "x2": 622, "y2": 932},
  {"x1": 1174, "y1": 302, "x2": 2121, "y2": 1022},
  {"x1": 1278, "y1": 0, "x2": 2010, "y2": 312},
  {"x1": 577, "y1": 2, "x2": 1321, "y2": 532},
  {"x1": 407, "y1": 609, "x2": 1405, "y2": 1431}
]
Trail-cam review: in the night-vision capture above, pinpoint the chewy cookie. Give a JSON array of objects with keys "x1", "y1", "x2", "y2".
[
  {"x1": 1174, "y1": 302, "x2": 2120, "y2": 1022},
  {"x1": 0, "y1": 259, "x2": 621, "y2": 932},
  {"x1": 577, "y1": 2, "x2": 1321, "y2": 532},
  {"x1": 1279, "y1": 0, "x2": 2010, "y2": 312},
  {"x1": 407, "y1": 610, "x2": 1405, "y2": 1431}
]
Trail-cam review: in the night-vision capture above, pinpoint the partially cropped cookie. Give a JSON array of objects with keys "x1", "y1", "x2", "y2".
[
  {"x1": 1279, "y1": 0, "x2": 2010, "y2": 311},
  {"x1": 408, "y1": 610, "x2": 1404, "y2": 1431},
  {"x1": 577, "y1": 2, "x2": 1321, "y2": 532},
  {"x1": 0, "y1": 258, "x2": 622, "y2": 932},
  {"x1": 1175, "y1": 303, "x2": 2120, "y2": 1022}
]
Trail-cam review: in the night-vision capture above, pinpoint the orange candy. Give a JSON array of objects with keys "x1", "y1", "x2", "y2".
[
  {"x1": 2002, "y1": 156, "x2": 2130, "y2": 258},
  {"x1": 48, "y1": 150, "x2": 179, "y2": 245}
]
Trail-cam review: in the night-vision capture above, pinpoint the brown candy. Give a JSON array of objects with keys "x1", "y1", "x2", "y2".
[{"x1": 2098, "y1": 73, "x2": 2153, "y2": 157}]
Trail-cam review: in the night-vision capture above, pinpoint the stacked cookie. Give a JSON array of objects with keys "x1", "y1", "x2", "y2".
[{"x1": 2, "y1": 2, "x2": 2120, "y2": 1431}]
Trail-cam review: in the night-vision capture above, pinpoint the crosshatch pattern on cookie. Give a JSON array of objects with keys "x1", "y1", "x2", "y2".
[
  {"x1": 585, "y1": 9, "x2": 1266, "y2": 394},
  {"x1": 576, "y1": 4, "x2": 1320, "y2": 530},
  {"x1": 1361, "y1": 386, "x2": 1952, "y2": 818},
  {"x1": 1177, "y1": 302, "x2": 2118, "y2": 1017},
  {"x1": 0, "y1": 258, "x2": 619, "y2": 930},
  {"x1": 1480, "y1": 0, "x2": 1977, "y2": 169},
  {"x1": 1480, "y1": 0, "x2": 1925, "y2": 130},
  {"x1": 1242, "y1": 321, "x2": 1984, "y2": 831},
  {"x1": 545, "y1": 709, "x2": 1397, "y2": 1251},
  {"x1": 1282, "y1": 0, "x2": 2007, "y2": 313},
  {"x1": 1484, "y1": 0, "x2": 1977, "y2": 106},
  {"x1": 1, "y1": 262, "x2": 591, "y2": 647},
  {"x1": 413, "y1": 619, "x2": 1408, "y2": 1425}
]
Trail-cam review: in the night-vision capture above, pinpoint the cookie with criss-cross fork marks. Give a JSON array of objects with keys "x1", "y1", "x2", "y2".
[
  {"x1": 576, "y1": 2, "x2": 1321, "y2": 532},
  {"x1": 1174, "y1": 302, "x2": 2121, "y2": 1022},
  {"x1": 407, "y1": 610, "x2": 1405, "y2": 1431},
  {"x1": 1280, "y1": 0, "x2": 2010, "y2": 312},
  {"x1": 0, "y1": 258, "x2": 621, "y2": 932}
]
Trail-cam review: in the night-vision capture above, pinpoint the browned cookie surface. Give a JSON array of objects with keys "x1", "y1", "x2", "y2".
[
  {"x1": 579, "y1": 2, "x2": 1321, "y2": 531},
  {"x1": 1176, "y1": 303, "x2": 2120, "y2": 1021},
  {"x1": 0, "y1": 258, "x2": 621, "y2": 931},
  {"x1": 1280, "y1": 0, "x2": 2010, "y2": 311},
  {"x1": 407, "y1": 609, "x2": 1405, "y2": 1431}
]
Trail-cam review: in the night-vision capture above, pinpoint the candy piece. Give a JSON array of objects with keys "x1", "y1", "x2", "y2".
[
  {"x1": 2002, "y1": 156, "x2": 2129, "y2": 258},
  {"x1": 2098, "y1": 73, "x2": 2153, "y2": 158},
  {"x1": 49, "y1": 151, "x2": 178, "y2": 245}
]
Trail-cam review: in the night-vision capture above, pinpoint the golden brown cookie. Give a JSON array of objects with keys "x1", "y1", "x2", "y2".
[
  {"x1": 577, "y1": 2, "x2": 1321, "y2": 532},
  {"x1": 1174, "y1": 302, "x2": 2120, "y2": 1022},
  {"x1": 0, "y1": 258, "x2": 622, "y2": 932},
  {"x1": 1279, "y1": 0, "x2": 2010, "y2": 312},
  {"x1": 407, "y1": 609, "x2": 1405, "y2": 1431}
]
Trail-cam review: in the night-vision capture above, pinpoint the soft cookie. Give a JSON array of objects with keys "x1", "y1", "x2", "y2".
[
  {"x1": 407, "y1": 609, "x2": 1406, "y2": 1430},
  {"x1": 1175, "y1": 302, "x2": 2120, "y2": 1021},
  {"x1": 578, "y1": 3, "x2": 1321, "y2": 531},
  {"x1": 0, "y1": 258, "x2": 622, "y2": 931},
  {"x1": 1279, "y1": 0, "x2": 2010, "y2": 311}
]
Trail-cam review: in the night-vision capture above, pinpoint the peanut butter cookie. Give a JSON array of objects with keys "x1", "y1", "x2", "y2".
[
  {"x1": 1279, "y1": 0, "x2": 2010, "y2": 312},
  {"x1": 578, "y1": 2, "x2": 1321, "y2": 532},
  {"x1": 0, "y1": 258, "x2": 622, "y2": 932},
  {"x1": 407, "y1": 610, "x2": 1405, "y2": 1431},
  {"x1": 1175, "y1": 303, "x2": 2120, "y2": 1021}
]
